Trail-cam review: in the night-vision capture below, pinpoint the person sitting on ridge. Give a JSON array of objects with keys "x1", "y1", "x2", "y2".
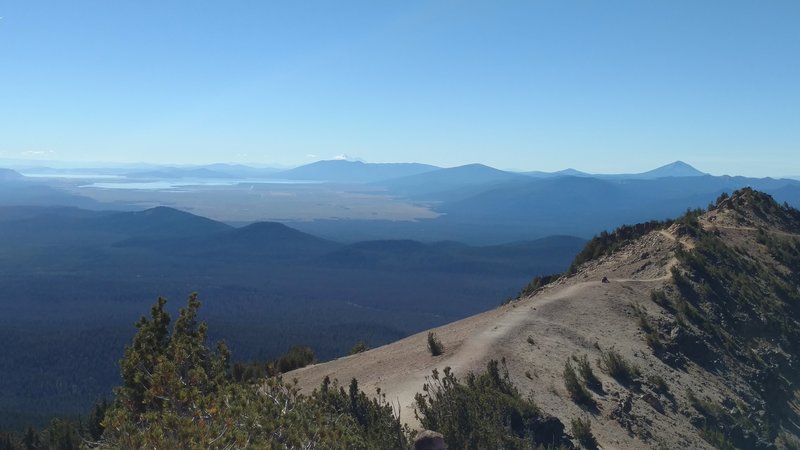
[{"x1": 413, "y1": 430, "x2": 448, "y2": 450}]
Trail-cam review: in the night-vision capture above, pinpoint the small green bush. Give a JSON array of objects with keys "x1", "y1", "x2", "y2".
[
  {"x1": 427, "y1": 332, "x2": 444, "y2": 356},
  {"x1": 699, "y1": 427, "x2": 737, "y2": 450},
  {"x1": 564, "y1": 361, "x2": 595, "y2": 407},
  {"x1": 570, "y1": 416, "x2": 598, "y2": 449},
  {"x1": 631, "y1": 304, "x2": 653, "y2": 333},
  {"x1": 573, "y1": 355, "x2": 601, "y2": 391},
  {"x1": 275, "y1": 345, "x2": 315, "y2": 373},
  {"x1": 415, "y1": 360, "x2": 573, "y2": 449},
  {"x1": 645, "y1": 331, "x2": 664, "y2": 353},
  {"x1": 650, "y1": 289, "x2": 670, "y2": 308},
  {"x1": 647, "y1": 374, "x2": 669, "y2": 395},
  {"x1": 350, "y1": 340, "x2": 369, "y2": 355},
  {"x1": 600, "y1": 348, "x2": 640, "y2": 386},
  {"x1": 519, "y1": 273, "x2": 561, "y2": 298}
]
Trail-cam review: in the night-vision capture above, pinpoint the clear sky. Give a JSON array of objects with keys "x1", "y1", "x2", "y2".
[{"x1": 0, "y1": 1, "x2": 798, "y2": 176}]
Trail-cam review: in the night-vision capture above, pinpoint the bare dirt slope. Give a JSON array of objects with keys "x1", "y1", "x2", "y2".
[
  {"x1": 289, "y1": 190, "x2": 800, "y2": 449},
  {"x1": 290, "y1": 227, "x2": 713, "y2": 448}
]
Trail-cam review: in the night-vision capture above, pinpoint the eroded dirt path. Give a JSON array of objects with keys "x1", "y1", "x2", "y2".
[
  {"x1": 438, "y1": 282, "x2": 591, "y2": 375},
  {"x1": 291, "y1": 264, "x2": 675, "y2": 428}
]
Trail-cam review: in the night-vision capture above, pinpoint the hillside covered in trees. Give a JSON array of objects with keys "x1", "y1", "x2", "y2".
[{"x1": 0, "y1": 205, "x2": 582, "y2": 428}]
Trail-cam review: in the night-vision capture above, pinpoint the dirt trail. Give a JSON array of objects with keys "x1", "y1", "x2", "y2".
[
  {"x1": 296, "y1": 281, "x2": 601, "y2": 427},
  {"x1": 441, "y1": 282, "x2": 589, "y2": 375},
  {"x1": 659, "y1": 228, "x2": 696, "y2": 250},
  {"x1": 709, "y1": 224, "x2": 799, "y2": 238},
  {"x1": 291, "y1": 263, "x2": 676, "y2": 428}
]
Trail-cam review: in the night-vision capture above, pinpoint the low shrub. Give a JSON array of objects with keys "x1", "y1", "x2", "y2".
[
  {"x1": 415, "y1": 360, "x2": 574, "y2": 449},
  {"x1": 564, "y1": 361, "x2": 595, "y2": 407},
  {"x1": 570, "y1": 416, "x2": 598, "y2": 449},
  {"x1": 647, "y1": 374, "x2": 669, "y2": 395},
  {"x1": 350, "y1": 340, "x2": 369, "y2": 355},
  {"x1": 427, "y1": 332, "x2": 444, "y2": 356},
  {"x1": 574, "y1": 355, "x2": 601, "y2": 391},
  {"x1": 275, "y1": 345, "x2": 315, "y2": 373},
  {"x1": 600, "y1": 348, "x2": 640, "y2": 386},
  {"x1": 650, "y1": 289, "x2": 670, "y2": 308},
  {"x1": 645, "y1": 331, "x2": 664, "y2": 353}
]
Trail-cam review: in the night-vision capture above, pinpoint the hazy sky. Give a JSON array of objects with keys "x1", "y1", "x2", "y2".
[{"x1": 1, "y1": 1, "x2": 798, "y2": 176}]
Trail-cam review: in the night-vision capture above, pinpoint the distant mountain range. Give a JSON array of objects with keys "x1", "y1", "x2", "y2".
[
  {"x1": 242, "y1": 159, "x2": 712, "y2": 184},
  {"x1": 3, "y1": 160, "x2": 800, "y2": 243},
  {"x1": 2, "y1": 159, "x2": 717, "y2": 184},
  {"x1": 289, "y1": 160, "x2": 800, "y2": 241},
  {"x1": 270, "y1": 159, "x2": 710, "y2": 184},
  {"x1": 435, "y1": 173, "x2": 800, "y2": 236},
  {"x1": 523, "y1": 160, "x2": 706, "y2": 180},
  {"x1": 255, "y1": 159, "x2": 712, "y2": 183},
  {"x1": 273, "y1": 160, "x2": 440, "y2": 183}
]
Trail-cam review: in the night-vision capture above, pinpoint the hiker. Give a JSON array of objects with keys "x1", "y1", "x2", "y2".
[
  {"x1": 601, "y1": 276, "x2": 610, "y2": 283},
  {"x1": 413, "y1": 430, "x2": 447, "y2": 450}
]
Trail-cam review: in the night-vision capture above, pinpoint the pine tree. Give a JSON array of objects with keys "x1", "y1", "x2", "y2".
[
  {"x1": 117, "y1": 296, "x2": 171, "y2": 416},
  {"x1": 0, "y1": 433, "x2": 15, "y2": 450},
  {"x1": 22, "y1": 427, "x2": 38, "y2": 450},
  {"x1": 102, "y1": 294, "x2": 232, "y2": 447},
  {"x1": 85, "y1": 398, "x2": 108, "y2": 441},
  {"x1": 99, "y1": 293, "x2": 409, "y2": 448}
]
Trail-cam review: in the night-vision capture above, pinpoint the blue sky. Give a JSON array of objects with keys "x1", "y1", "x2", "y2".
[{"x1": 0, "y1": 1, "x2": 798, "y2": 176}]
